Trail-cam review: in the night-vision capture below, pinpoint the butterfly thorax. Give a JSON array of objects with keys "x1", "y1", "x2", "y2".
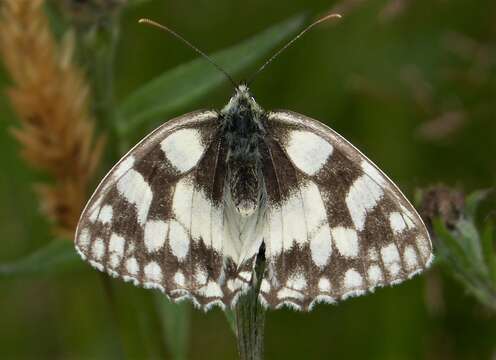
[{"x1": 220, "y1": 85, "x2": 266, "y2": 217}]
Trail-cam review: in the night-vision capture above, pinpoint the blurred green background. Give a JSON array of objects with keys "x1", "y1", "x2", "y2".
[{"x1": 1, "y1": 0, "x2": 495, "y2": 359}]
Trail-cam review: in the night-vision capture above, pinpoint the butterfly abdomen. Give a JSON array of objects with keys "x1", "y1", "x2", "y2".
[{"x1": 228, "y1": 161, "x2": 262, "y2": 216}]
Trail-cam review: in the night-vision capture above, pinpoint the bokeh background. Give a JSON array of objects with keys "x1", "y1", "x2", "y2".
[{"x1": 1, "y1": 0, "x2": 495, "y2": 359}]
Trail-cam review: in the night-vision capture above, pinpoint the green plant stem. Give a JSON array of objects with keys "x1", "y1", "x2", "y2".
[
  {"x1": 80, "y1": 13, "x2": 121, "y2": 161},
  {"x1": 234, "y1": 258, "x2": 266, "y2": 360},
  {"x1": 78, "y1": 12, "x2": 127, "y2": 357}
]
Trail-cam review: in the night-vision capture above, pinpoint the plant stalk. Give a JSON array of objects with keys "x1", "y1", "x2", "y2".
[
  {"x1": 78, "y1": 13, "x2": 121, "y2": 161},
  {"x1": 234, "y1": 257, "x2": 266, "y2": 360}
]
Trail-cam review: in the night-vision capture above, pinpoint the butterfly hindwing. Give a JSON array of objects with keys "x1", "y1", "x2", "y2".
[
  {"x1": 76, "y1": 110, "x2": 244, "y2": 309},
  {"x1": 259, "y1": 110, "x2": 433, "y2": 310}
]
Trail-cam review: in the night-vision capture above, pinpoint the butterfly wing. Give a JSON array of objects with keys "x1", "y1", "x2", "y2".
[
  {"x1": 259, "y1": 110, "x2": 433, "y2": 310},
  {"x1": 75, "y1": 110, "x2": 246, "y2": 310}
]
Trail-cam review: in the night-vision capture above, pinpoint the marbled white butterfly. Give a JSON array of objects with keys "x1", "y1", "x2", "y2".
[{"x1": 75, "y1": 14, "x2": 433, "y2": 311}]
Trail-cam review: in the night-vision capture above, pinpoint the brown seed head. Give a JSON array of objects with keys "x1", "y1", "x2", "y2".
[{"x1": 0, "y1": 0, "x2": 105, "y2": 237}]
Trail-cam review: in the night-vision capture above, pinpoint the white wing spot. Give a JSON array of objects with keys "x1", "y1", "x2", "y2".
[
  {"x1": 332, "y1": 226, "x2": 359, "y2": 258},
  {"x1": 144, "y1": 262, "x2": 162, "y2": 282},
  {"x1": 346, "y1": 175, "x2": 384, "y2": 231},
  {"x1": 174, "y1": 271, "x2": 185, "y2": 287},
  {"x1": 318, "y1": 277, "x2": 331, "y2": 292},
  {"x1": 110, "y1": 254, "x2": 121, "y2": 269},
  {"x1": 301, "y1": 181, "x2": 328, "y2": 234},
  {"x1": 89, "y1": 206, "x2": 100, "y2": 222},
  {"x1": 282, "y1": 192, "x2": 307, "y2": 247},
  {"x1": 381, "y1": 244, "x2": 402, "y2": 277},
  {"x1": 108, "y1": 233, "x2": 125, "y2": 267},
  {"x1": 210, "y1": 205, "x2": 223, "y2": 252},
  {"x1": 310, "y1": 223, "x2": 333, "y2": 267},
  {"x1": 227, "y1": 279, "x2": 242, "y2": 293},
  {"x1": 344, "y1": 268, "x2": 363, "y2": 289},
  {"x1": 403, "y1": 213, "x2": 415, "y2": 229},
  {"x1": 78, "y1": 228, "x2": 91, "y2": 250},
  {"x1": 238, "y1": 271, "x2": 252, "y2": 282},
  {"x1": 195, "y1": 267, "x2": 208, "y2": 286},
  {"x1": 191, "y1": 188, "x2": 212, "y2": 242},
  {"x1": 172, "y1": 177, "x2": 194, "y2": 229},
  {"x1": 361, "y1": 160, "x2": 386, "y2": 186},
  {"x1": 389, "y1": 212, "x2": 407, "y2": 234},
  {"x1": 113, "y1": 155, "x2": 135, "y2": 180},
  {"x1": 277, "y1": 288, "x2": 304, "y2": 300},
  {"x1": 401, "y1": 205, "x2": 416, "y2": 228},
  {"x1": 88, "y1": 196, "x2": 104, "y2": 222},
  {"x1": 403, "y1": 212, "x2": 416, "y2": 228},
  {"x1": 92, "y1": 238, "x2": 104, "y2": 260},
  {"x1": 267, "y1": 206, "x2": 283, "y2": 257},
  {"x1": 381, "y1": 243, "x2": 400, "y2": 263},
  {"x1": 169, "y1": 220, "x2": 190, "y2": 260},
  {"x1": 199, "y1": 281, "x2": 223, "y2": 298},
  {"x1": 125, "y1": 257, "x2": 139, "y2": 275},
  {"x1": 260, "y1": 279, "x2": 271, "y2": 293},
  {"x1": 285, "y1": 130, "x2": 333, "y2": 175},
  {"x1": 161, "y1": 128, "x2": 205, "y2": 173},
  {"x1": 98, "y1": 205, "x2": 113, "y2": 224},
  {"x1": 416, "y1": 235, "x2": 431, "y2": 261},
  {"x1": 300, "y1": 181, "x2": 333, "y2": 267},
  {"x1": 367, "y1": 265, "x2": 383, "y2": 285},
  {"x1": 116, "y1": 169, "x2": 153, "y2": 225},
  {"x1": 89, "y1": 260, "x2": 104, "y2": 271},
  {"x1": 404, "y1": 246, "x2": 418, "y2": 270},
  {"x1": 389, "y1": 263, "x2": 401, "y2": 277},
  {"x1": 309, "y1": 295, "x2": 336, "y2": 309},
  {"x1": 286, "y1": 272, "x2": 307, "y2": 291},
  {"x1": 144, "y1": 220, "x2": 168, "y2": 253}
]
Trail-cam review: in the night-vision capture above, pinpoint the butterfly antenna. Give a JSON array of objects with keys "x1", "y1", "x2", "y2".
[
  {"x1": 139, "y1": 18, "x2": 237, "y2": 88},
  {"x1": 247, "y1": 13, "x2": 342, "y2": 86}
]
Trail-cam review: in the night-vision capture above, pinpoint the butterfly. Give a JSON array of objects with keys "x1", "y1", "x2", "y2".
[{"x1": 75, "y1": 15, "x2": 433, "y2": 311}]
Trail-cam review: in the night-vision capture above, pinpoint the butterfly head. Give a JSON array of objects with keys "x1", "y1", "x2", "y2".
[{"x1": 221, "y1": 84, "x2": 262, "y2": 116}]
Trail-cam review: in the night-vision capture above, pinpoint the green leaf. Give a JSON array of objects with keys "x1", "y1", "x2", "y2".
[
  {"x1": 456, "y1": 218, "x2": 483, "y2": 263},
  {"x1": 154, "y1": 294, "x2": 191, "y2": 360},
  {"x1": 433, "y1": 219, "x2": 477, "y2": 280},
  {"x1": 465, "y1": 189, "x2": 492, "y2": 220},
  {"x1": 433, "y1": 219, "x2": 466, "y2": 263},
  {"x1": 0, "y1": 240, "x2": 81, "y2": 277},
  {"x1": 433, "y1": 216, "x2": 496, "y2": 311},
  {"x1": 116, "y1": 14, "x2": 306, "y2": 136},
  {"x1": 481, "y1": 222, "x2": 496, "y2": 284}
]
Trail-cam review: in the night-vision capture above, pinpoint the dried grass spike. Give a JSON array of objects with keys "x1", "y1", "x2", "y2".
[{"x1": 0, "y1": 0, "x2": 105, "y2": 237}]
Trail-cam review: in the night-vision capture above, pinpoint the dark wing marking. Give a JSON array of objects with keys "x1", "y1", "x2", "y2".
[{"x1": 259, "y1": 110, "x2": 433, "y2": 310}]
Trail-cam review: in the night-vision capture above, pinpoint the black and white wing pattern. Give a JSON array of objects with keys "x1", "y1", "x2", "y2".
[
  {"x1": 75, "y1": 110, "x2": 253, "y2": 310},
  {"x1": 258, "y1": 110, "x2": 433, "y2": 311}
]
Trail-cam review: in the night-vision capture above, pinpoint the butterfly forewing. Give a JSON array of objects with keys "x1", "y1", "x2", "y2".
[
  {"x1": 76, "y1": 110, "x2": 244, "y2": 309},
  {"x1": 258, "y1": 110, "x2": 433, "y2": 310}
]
